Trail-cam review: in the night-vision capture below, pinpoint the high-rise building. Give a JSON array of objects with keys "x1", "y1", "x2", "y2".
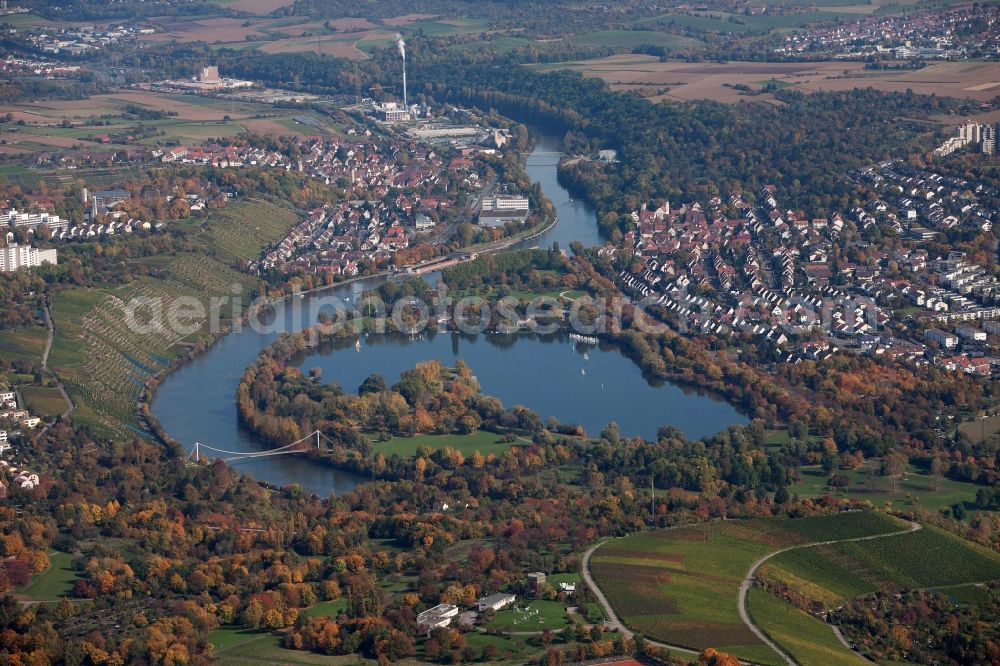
[
  {"x1": 983, "y1": 124, "x2": 997, "y2": 155},
  {"x1": 0, "y1": 243, "x2": 57, "y2": 272}
]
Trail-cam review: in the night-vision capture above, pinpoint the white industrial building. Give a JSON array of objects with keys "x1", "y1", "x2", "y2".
[
  {"x1": 478, "y1": 194, "x2": 529, "y2": 227},
  {"x1": 0, "y1": 243, "x2": 57, "y2": 272}
]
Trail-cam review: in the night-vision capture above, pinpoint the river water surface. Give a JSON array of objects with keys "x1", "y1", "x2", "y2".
[{"x1": 151, "y1": 132, "x2": 746, "y2": 495}]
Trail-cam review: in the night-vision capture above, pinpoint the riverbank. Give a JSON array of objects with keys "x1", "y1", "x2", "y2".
[{"x1": 146, "y1": 129, "x2": 636, "y2": 494}]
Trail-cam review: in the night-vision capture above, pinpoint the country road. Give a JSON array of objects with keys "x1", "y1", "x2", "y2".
[{"x1": 581, "y1": 518, "x2": 921, "y2": 666}]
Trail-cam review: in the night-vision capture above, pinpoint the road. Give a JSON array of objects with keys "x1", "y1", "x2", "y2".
[
  {"x1": 736, "y1": 519, "x2": 921, "y2": 666},
  {"x1": 582, "y1": 518, "x2": 921, "y2": 666}
]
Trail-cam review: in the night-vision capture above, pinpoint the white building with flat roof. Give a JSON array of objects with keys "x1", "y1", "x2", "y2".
[
  {"x1": 481, "y1": 194, "x2": 529, "y2": 211},
  {"x1": 956, "y1": 324, "x2": 987, "y2": 342},
  {"x1": 2, "y1": 209, "x2": 67, "y2": 233},
  {"x1": 478, "y1": 194, "x2": 530, "y2": 227},
  {"x1": 416, "y1": 603, "x2": 458, "y2": 632},
  {"x1": 0, "y1": 244, "x2": 57, "y2": 272},
  {"x1": 476, "y1": 592, "x2": 516, "y2": 612},
  {"x1": 925, "y1": 328, "x2": 959, "y2": 348}
]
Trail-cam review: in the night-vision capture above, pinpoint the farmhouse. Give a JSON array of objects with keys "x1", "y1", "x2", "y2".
[{"x1": 476, "y1": 592, "x2": 516, "y2": 612}]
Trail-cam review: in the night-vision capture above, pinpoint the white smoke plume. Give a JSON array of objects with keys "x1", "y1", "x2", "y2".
[{"x1": 395, "y1": 34, "x2": 406, "y2": 59}]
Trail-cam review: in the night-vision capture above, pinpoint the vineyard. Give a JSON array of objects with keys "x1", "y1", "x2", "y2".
[
  {"x1": 761, "y1": 524, "x2": 1000, "y2": 611},
  {"x1": 589, "y1": 512, "x2": 903, "y2": 664},
  {"x1": 49, "y1": 253, "x2": 257, "y2": 437},
  {"x1": 207, "y1": 198, "x2": 301, "y2": 262},
  {"x1": 746, "y1": 589, "x2": 869, "y2": 666}
]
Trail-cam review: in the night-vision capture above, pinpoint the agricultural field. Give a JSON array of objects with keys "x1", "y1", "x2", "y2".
[
  {"x1": 958, "y1": 412, "x2": 1000, "y2": 444},
  {"x1": 372, "y1": 430, "x2": 520, "y2": 458},
  {"x1": 0, "y1": 91, "x2": 331, "y2": 153},
  {"x1": 589, "y1": 512, "x2": 903, "y2": 663},
  {"x1": 638, "y1": 10, "x2": 856, "y2": 32},
  {"x1": 208, "y1": 0, "x2": 298, "y2": 14},
  {"x1": 135, "y1": 12, "x2": 488, "y2": 58},
  {"x1": 534, "y1": 55, "x2": 1000, "y2": 104}
]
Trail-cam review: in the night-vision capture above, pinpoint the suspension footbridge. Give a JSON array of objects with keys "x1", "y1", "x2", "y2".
[{"x1": 186, "y1": 429, "x2": 337, "y2": 464}]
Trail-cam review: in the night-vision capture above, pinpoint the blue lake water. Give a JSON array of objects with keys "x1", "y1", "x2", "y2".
[{"x1": 151, "y1": 132, "x2": 746, "y2": 495}]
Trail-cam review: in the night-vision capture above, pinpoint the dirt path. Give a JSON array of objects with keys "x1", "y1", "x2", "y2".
[
  {"x1": 40, "y1": 299, "x2": 75, "y2": 421},
  {"x1": 737, "y1": 519, "x2": 921, "y2": 665}
]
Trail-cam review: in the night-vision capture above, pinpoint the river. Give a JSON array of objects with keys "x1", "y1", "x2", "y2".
[{"x1": 151, "y1": 131, "x2": 746, "y2": 496}]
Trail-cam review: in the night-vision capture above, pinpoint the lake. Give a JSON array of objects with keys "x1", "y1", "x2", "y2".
[{"x1": 151, "y1": 131, "x2": 746, "y2": 496}]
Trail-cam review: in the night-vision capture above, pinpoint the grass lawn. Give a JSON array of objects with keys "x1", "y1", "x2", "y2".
[
  {"x1": 374, "y1": 430, "x2": 519, "y2": 458},
  {"x1": 590, "y1": 512, "x2": 902, "y2": 663},
  {"x1": 747, "y1": 588, "x2": 868, "y2": 666},
  {"x1": 208, "y1": 626, "x2": 270, "y2": 650},
  {"x1": 486, "y1": 599, "x2": 569, "y2": 631},
  {"x1": 213, "y1": 630, "x2": 372, "y2": 665},
  {"x1": 18, "y1": 385, "x2": 68, "y2": 419},
  {"x1": 17, "y1": 551, "x2": 78, "y2": 600},
  {"x1": 546, "y1": 572, "x2": 581, "y2": 586},
  {"x1": 301, "y1": 598, "x2": 347, "y2": 619},
  {"x1": 790, "y1": 462, "x2": 981, "y2": 511},
  {"x1": 0, "y1": 325, "x2": 47, "y2": 365},
  {"x1": 958, "y1": 413, "x2": 1000, "y2": 444},
  {"x1": 462, "y1": 632, "x2": 538, "y2": 661}
]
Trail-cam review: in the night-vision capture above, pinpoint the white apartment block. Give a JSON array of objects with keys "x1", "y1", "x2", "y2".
[
  {"x1": 0, "y1": 243, "x2": 57, "y2": 272},
  {"x1": 1, "y1": 208, "x2": 68, "y2": 233},
  {"x1": 925, "y1": 328, "x2": 959, "y2": 348}
]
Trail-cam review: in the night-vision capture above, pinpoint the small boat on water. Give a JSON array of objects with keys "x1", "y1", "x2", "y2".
[
  {"x1": 581, "y1": 368, "x2": 586, "y2": 376},
  {"x1": 355, "y1": 339, "x2": 362, "y2": 352},
  {"x1": 583, "y1": 351, "x2": 589, "y2": 360}
]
